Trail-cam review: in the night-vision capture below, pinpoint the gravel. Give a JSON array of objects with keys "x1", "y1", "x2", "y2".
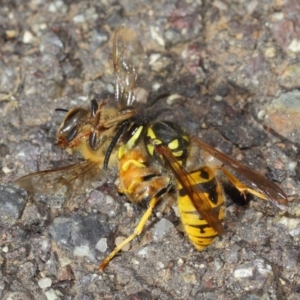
[{"x1": 1, "y1": 0, "x2": 300, "y2": 299}]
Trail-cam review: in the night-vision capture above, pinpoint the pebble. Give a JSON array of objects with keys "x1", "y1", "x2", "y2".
[
  {"x1": 233, "y1": 259, "x2": 274, "y2": 291},
  {"x1": 38, "y1": 277, "x2": 52, "y2": 289},
  {"x1": 153, "y1": 218, "x2": 174, "y2": 240},
  {"x1": 288, "y1": 39, "x2": 300, "y2": 52},
  {"x1": 265, "y1": 91, "x2": 300, "y2": 143},
  {"x1": 23, "y1": 30, "x2": 34, "y2": 44},
  {"x1": 0, "y1": 185, "x2": 27, "y2": 226},
  {"x1": 96, "y1": 238, "x2": 108, "y2": 252},
  {"x1": 44, "y1": 288, "x2": 63, "y2": 300}
]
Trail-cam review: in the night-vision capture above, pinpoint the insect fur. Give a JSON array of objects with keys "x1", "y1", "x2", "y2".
[{"x1": 15, "y1": 27, "x2": 288, "y2": 271}]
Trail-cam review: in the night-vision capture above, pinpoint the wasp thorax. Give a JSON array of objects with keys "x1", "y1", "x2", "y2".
[{"x1": 145, "y1": 121, "x2": 190, "y2": 163}]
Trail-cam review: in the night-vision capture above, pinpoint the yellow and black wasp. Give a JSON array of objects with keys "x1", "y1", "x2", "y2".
[{"x1": 15, "y1": 27, "x2": 288, "y2": 271}]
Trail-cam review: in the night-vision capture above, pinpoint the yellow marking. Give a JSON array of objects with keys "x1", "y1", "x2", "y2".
[
  {"x1": 122, "y1": 159, "x2": 146, "y2": 172},
  {"x1": 192, "y1": 238, "x2": 216, "y2": 250},
  {"x1": 147, "y1": 138, "x2": 162, "y2": 156},
  {"x1": 127, "y1": 177, "x2": 143, "y2": 193},
  {"x1": 172, "y1": 150, "x2": 183, "y2": 157},
  {"x1": 126, "y1": 126, "x2": 143, "y2": 150},
  {"x1": 100, "y1": 196, "x2": 160, "y2": 271},
  {"x1": 147, "y1": 144, "x2": 154, "y2": 156},
  {"x1": 168, "y1": 139, "x2": 179, "y2": 150},
  {"x1": 153, "y1": 139, "x2": 162, "y2": 145},
  {"x1": 147, "y1": 127, "x2": 156, "y2": 140},
  {"x1": 183, "y1": 135, "x2": 189, "y2": 142},
  {"x1": 118, "y1": 126, "x2": 144, "y2": 160},
  {"x1": 118, "y1": 144, "x2": 127, "y2": 159}
]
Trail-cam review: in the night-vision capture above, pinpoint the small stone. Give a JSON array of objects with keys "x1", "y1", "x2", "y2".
[
  {"x1": 152, "y1": 82, "x2": 161, "y2": 91},
  {"x1": 214, "y1": 257, "x2": 223, "y2": 271},
  {"x1": 74, "y1": 245, "x2": 94, "y2": 260},
  {"x1": 48, "y1": 0, "x2": 64, "y2": 13},
  {"x1": 5, "y1": 30, "x2": 18, "y2": 39},
  {"x1": 2, "y1": 166, "x2": 12, "y2": 174},
  {"x1": 213, "y1": 0, "x2": 228, "y2": 11},
  {"x1": 58, "y1": 257, "x2": 71, "y2": 267},
  {"x1": 279, "y1": 65, "x2": 300, "y2": 89},
  {"x1": 23, "y1": 30, "x2": 34, "y2": 44},
  {"x1": 177, "y1": 258, "x2": 184, "y2": 266},
  {"x1": 153, "y1": 218, "x2": 174, "y2": 240},
  {"x1": 0, "y1": 185, "x2": 27, "y2": 226},
  {"x1": 257, "y1": 109, "x2": 266, "y2": 120},
  {"x1": 38, "y1": 277, "x2": 52, "y2": 289},
  {"x1": 44, "y1": 288, "x2": 63, "y2": 300},
  {"x1": 3, "y1": 292, "x2": 32, "y2": 300},
  {"x1": 264, "y1": 47, "x2": 276, "y2": 58},
  {"x1": 288, "y1": 161, "x2": 297, "y2": 172},
  {"x1": 150, "y1": 26, "x2": 165, "y2": 47},
  {"x1": 233, "y1": 259, "x2": 273, "y2": 292},
  {"x1": 214, "y1": 95, "x2": 223, "y2": 101},
  {"x1": 264, "y1": 91, "x2": 300, "y2": 143},
  {"x1": 132, "y1": 259, "x2": 140, "y2": 265},
  {"x1": 138, "y1": 246, "x2": 149, "y2": 257},
  {"x1": 288, "y1": 39, "x2": 300, "y2": 53},
  {"x1": 233, "y1": 267, "x2": 253, "y2": 278},
  {"x1": 96, "y1": 238, "x2": 108, "y2": 253},
  {"x1": 271, "y1": 12, "x2": 284, "y2": 21},
  {"x1": 157, "y1": 261, "x2": 164, "y2": 270},
  {"x1": 278, "y1": 216, "x2": 300, "y2": 237},
  {"x1": 2, "y1": 246, "x2": 8, "y2": 253},
  {"x1": 73, "y1": 14, "x2": 85, "y2": 24}
]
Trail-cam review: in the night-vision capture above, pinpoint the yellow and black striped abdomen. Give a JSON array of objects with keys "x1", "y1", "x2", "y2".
[{"x1": 178, "y1": 166, "x2": 225, "y2": 250}]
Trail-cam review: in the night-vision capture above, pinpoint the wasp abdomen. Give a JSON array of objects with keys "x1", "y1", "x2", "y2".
[{"x1": 178, "y1": 166, "x2": 225, "y2": 250}]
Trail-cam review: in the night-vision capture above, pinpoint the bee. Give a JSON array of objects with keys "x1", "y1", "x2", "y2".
[
  {"x1": 15, "y1": 27, "x2": 288, "y2": 272},
  {"x1": 15, "y1": 27, "x2": 142, "y2": 197}
]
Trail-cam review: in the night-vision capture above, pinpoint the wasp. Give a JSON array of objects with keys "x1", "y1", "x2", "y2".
[
  {"x1": 15, "y1": 27, "x2": 288, "y2": 271},
  {"x1": 99, "y1": 120, "x2": 288, "y2": 270}
]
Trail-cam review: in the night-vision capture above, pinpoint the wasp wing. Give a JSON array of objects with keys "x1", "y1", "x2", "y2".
[
  {"x1": 15, "y1": 160, "x2": 101, "y2": 198},
  {"x1": 192, "y1": 137, "x2": 288, "y2": 209},
  {"x1": 155, "y1": 144, "x2": 225, "y2": 235},
  {"x1": 113, "y1": 26, "x2": 144, "y2": 107}
]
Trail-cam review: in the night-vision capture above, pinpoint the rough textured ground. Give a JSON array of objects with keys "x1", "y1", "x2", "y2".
[{"x1": 1, "y1": 0, "x2": 300, "y2": 299}]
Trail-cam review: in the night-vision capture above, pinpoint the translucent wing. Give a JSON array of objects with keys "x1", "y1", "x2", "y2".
[
  {"x1": 113, "y1": 26, "x2": 144, "y2": 107},
  {"x1": 15, "y1": 160, "x2": 101, "y2": 198},
  {"x1": 192, "y1": 137, "x2": 288, "y2": 209},
  {"x1": 155, "y1": 144, "x2": 225, "y2": 235}
]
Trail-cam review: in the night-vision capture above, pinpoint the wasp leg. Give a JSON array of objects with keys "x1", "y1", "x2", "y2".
[
  {"x1": 221, "y1": 167, "x2": 268, "y2": 200},
  {"x1": 99, "y1": 196, "x2": 160, "y2": 271}
]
